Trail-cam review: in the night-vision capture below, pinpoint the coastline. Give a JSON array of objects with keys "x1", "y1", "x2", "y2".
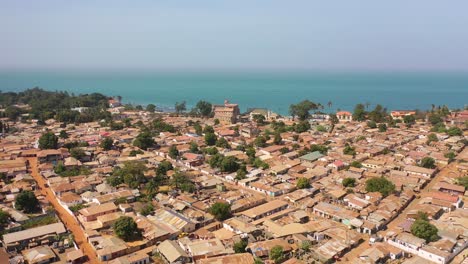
[{"x1": 1, "y1": 71, "x2": 467, "y2": 115}]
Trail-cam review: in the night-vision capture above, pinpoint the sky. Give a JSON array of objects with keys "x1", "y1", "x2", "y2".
[{"x1": 1, "y1": 0, "x2": 468, "y2": 72}]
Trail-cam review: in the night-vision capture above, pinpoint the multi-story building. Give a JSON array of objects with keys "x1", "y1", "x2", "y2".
[{"x1": 213, "y1": 100, "x2": 240, "y2": 124}]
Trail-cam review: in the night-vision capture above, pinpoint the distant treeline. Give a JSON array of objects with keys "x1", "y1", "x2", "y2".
[{"x1": 0, "y1": 87, "x2": 111, "y2": 124}]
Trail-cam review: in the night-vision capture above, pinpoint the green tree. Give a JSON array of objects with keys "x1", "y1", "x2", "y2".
[
  {"x1": 253, "y1": 114, "x2": 266, "y2": 125},
  {"x1": 133, "y1": 131, "x2": 155, "y2": 150},
  {"x1": 194, "y1": 100, "x2": 213, "y2": 117},
  {"x1": 273, "y1": 132, "x2": 282, "y2": 145},
  {"x1": 296, "y1": 177, "x2": 311, "y2": 189},
  {"x1": 111, "y1": 160, "x2": 148, "y2": 188},
  {"x1": 70, "y1": 147, "x2": 86, "y2": 160},
  {"x1": 329, "y1": 114, "x2": 339, "y2": 124},
  {"x1": 168, "y1": 145, "x2": 179, "y2": 159},
  {"x1": 403, "y1": 115, "x2": 416, "y2": 125},
  {"x1": 15, "y1": 191, "x2": 39, "y2": 213},
  {"x1": 365, "y1": 177, "x2": 395, "y2": 197},
  {"x1": 205, "y1": 132, "x2": 217, "y2": 146},
  {"x1": 343, "y1": 144, "x2": 356, "y2": 156},
  {"x1": 236, "y1": 167, "x2": 247, "y2": 180},
  {"x1": 5, "y1": 106, "x2": 22, "y2": 120},
  {"x1": 378, "y1": 123, "x2": 387, "y2": 132},
  {"x1": 426, "y1": 133, "x2": 438, "y2": 145},
  {"x1": 0, "y1": 209, "x2": 11, "y2": 227},
  {"x1": 343, "y1": 177, "x2": 356, "y2": 187},
  {"x1": 233, "y1": 239, "x2": 248, "y2": 253},
  {"x1": 420, "y1": 157, "x2": 436, "y2": 169},
  {"x1": 455, "y1": 176, "x2": 468, "y2": 188},
  {"x1": 350, "y1": 161, "x2": 362, "y2": 168},
  {"x1": 59, "y1": 130, "x2": 68, "y2": 139},
  {"x1": 146, "y1": 104, "x2": 156, "y2": 113},
  {"x1": 254, "y1": 136, "x2": 267, "y2": 148},
  {"x1": 294, "y1": 121, "x2": 311, "y2": 133},
  {"x1": 444, "y1": 152, "x2": 456, "y2": 163},
  {"x1": 353, "y1": 103, "x2": 367, "y2": 121},
  {"x1": 209, "y1": 202, "x2": 232, "y2": 221},
  {"x1": 39, "y1": 132, "x2": 59, "y2": 149},
  {"x1": 368, "y1": 104, "x2": 387, "y2": 123},
  {"x1": 367, "y1": 120, "x2": 377, "y2": 128},
  {"x1": 269, "y1": 245, "x2": 285, "y2": 264},
  {"x1": 190, "y1": 141, "x2": 199, "y2": 153},
  {"x1": 220, "y1": 156, "x2": 240, "y2": 173},
  {"x1": 194, "y1": 123, "x2": 203, "y2": 135},
  {"x1": 316, "y1": 125, "x2": 327, "y2": 132},
  {"x1": 113, "y1": 216, "x2": 141, "y2": 241},
  {"x1": 214, "y1": 119, "x2": 220, "y2": 125},
  {"x1": 140, "y1": 204, "x2": 154, "y2": 216},
  {"x1": 175, "y1": 101, "x2": 186, "y2": 115},
  {"x1": 216, "y1": 137, "x2": 231, "y2": 149},
  {"x1": 411, "y1": 219, "x2": 439, "y2": 242},
  {"x1": 447, "y1": 126, "x2": 462, "y2": 136},
  {"x1": 289, "y1": 100, "x2": 319, "y2": 121},
  {"x1": 156, "y1": 160, "x2": 173, "y2": 176},
  {"x1": 204, "y1": 125, "x2": 214, "y2": 134},
  {"x1": 100, "y1": 137, "x2": 114, "y2": 150}
]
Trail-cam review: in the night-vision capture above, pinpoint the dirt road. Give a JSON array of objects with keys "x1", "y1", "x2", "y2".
[{"x1": 27, "y1": 158, "x2": 100, "y2": 264}]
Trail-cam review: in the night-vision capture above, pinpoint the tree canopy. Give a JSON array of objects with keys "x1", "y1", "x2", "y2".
[
  {"x1": 15, "y1": 191, "x2": 39, "y2": 213},
  {"x1": 100, "y1": 137, "x2": 114, "y2": 150},
  {"x1": 113, "y1": 216, "x2": 142, "y2": 241},
  {"x1": 209, "y1": 202, "x2": 232, "y2": 221},
  {"x1": 146, "y1": 104, "x2": 156, "y2": 113},
  {"x1": 342, "y1": 177, "x2": 356, "y2": 187},
  {"x1": 420, "y1": 157, "x2": 436, "y2": 169},
  {"x1": 352, "y1": 103, "x2": 367, "y2": 121},
  {"x1": 411, "y1": 218, "x2": 439, "y2": 242},
  {"x1": 296, "y1": 177, "x2": 311, "y2": 189},
  {"x1": 194, "y1": 100, "x2": 213, "y2": 117},
  {"x1": 205, "y1": 132, "x2": 217, "y2": 146},
  {"x1": 269, "y1": 245, "x2": 285, "y2": 264},
  {"x1": 133, "y1": 131, "x2": 155, "y2": 150},
  {"x1": 39, "y1": 132, "x2": 58, "y2": 149},
  {"x1": 365, "y1": 177, "x2": 395, "y2": 197},
  {"x1": 289, "y1": 100, "x2": 319, "y2": 121}
]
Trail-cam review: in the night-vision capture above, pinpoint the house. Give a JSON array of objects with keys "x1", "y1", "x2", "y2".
[
  {"x1": 337, "y1": 111, "x2": 353, "y2": 122},
  {"x1": 185, "y1": 238, "x2": 229, "y2": 261},
  {"x1": 2, "y1": 222, "x2": 67, "y2": 251},
  {"x1": 213, "y1": 100, "x2": 240, "y2": 124},
  {"x1": 37, "y1": 149, "x2": 62, "y2": 164},
  {"x1": 157, "y1": 240, "x2": 190, "y2": 264},
  {"x1": 433, "y1": 182, "x2": 465, "y2": 196},
  {"x1": 79, "y1": 202, "x2": 118, "y2": 222},
  {"x1": 247, "y1": 238, "x2": 293, "y2": 258},
  {"x1": 108, "y1": 251, "x2": 150, "y2": 264},
  {"x1": 22, "y1": 246, "x2": 57, "y2": 264},
  {"x1": 404, "y1": 165, "x2": 436, "y2": 179},
  {"x1": 240, "y1": 199, "x2": 288, "y2": 221},
  {"x1": 391, "y1": 110, "x2": 416, "y2": 119},
  {"x1": 298, "y1": 151, "x2": 324, "y2": 163},
  {"x1": 198, "y1": 253, "x2": 254, "y2": 264},
  {"x1": 93, "y1": 236, "x2": 128, "y2": 261},
  {"x1": 0, "y1": 159, "x2": 28, "y2": 177},
  {"x1": 313, "y1": 202, "x2": 359, "y2": 226}
]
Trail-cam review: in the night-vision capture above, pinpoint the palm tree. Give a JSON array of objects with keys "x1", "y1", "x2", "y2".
[{"x1": 327, "y1": 101, "x2": 332, "y2": 109}]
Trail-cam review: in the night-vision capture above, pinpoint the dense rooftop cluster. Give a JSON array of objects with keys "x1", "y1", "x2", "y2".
[{"x1": 0, "y1": 91, "x2": 467, "y2": 264}]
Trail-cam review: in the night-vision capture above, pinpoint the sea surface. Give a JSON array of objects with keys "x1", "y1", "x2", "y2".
[{"x1": 0, "y1": 71, "x2": 467, "y2": 115}]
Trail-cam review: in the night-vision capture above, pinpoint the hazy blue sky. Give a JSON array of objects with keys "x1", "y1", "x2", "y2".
[{"x1": 1, "y1": 0, "x2": 468, "y2": 71}]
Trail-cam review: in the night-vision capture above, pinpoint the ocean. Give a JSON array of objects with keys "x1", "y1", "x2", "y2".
[{"x1": 0, "y1": 71, "x2": 467, "y2": 115}]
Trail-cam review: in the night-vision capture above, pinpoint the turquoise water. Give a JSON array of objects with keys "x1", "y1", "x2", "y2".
[{"x1": 0, "y1": 71, "x2": 467, "y2": 115}]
